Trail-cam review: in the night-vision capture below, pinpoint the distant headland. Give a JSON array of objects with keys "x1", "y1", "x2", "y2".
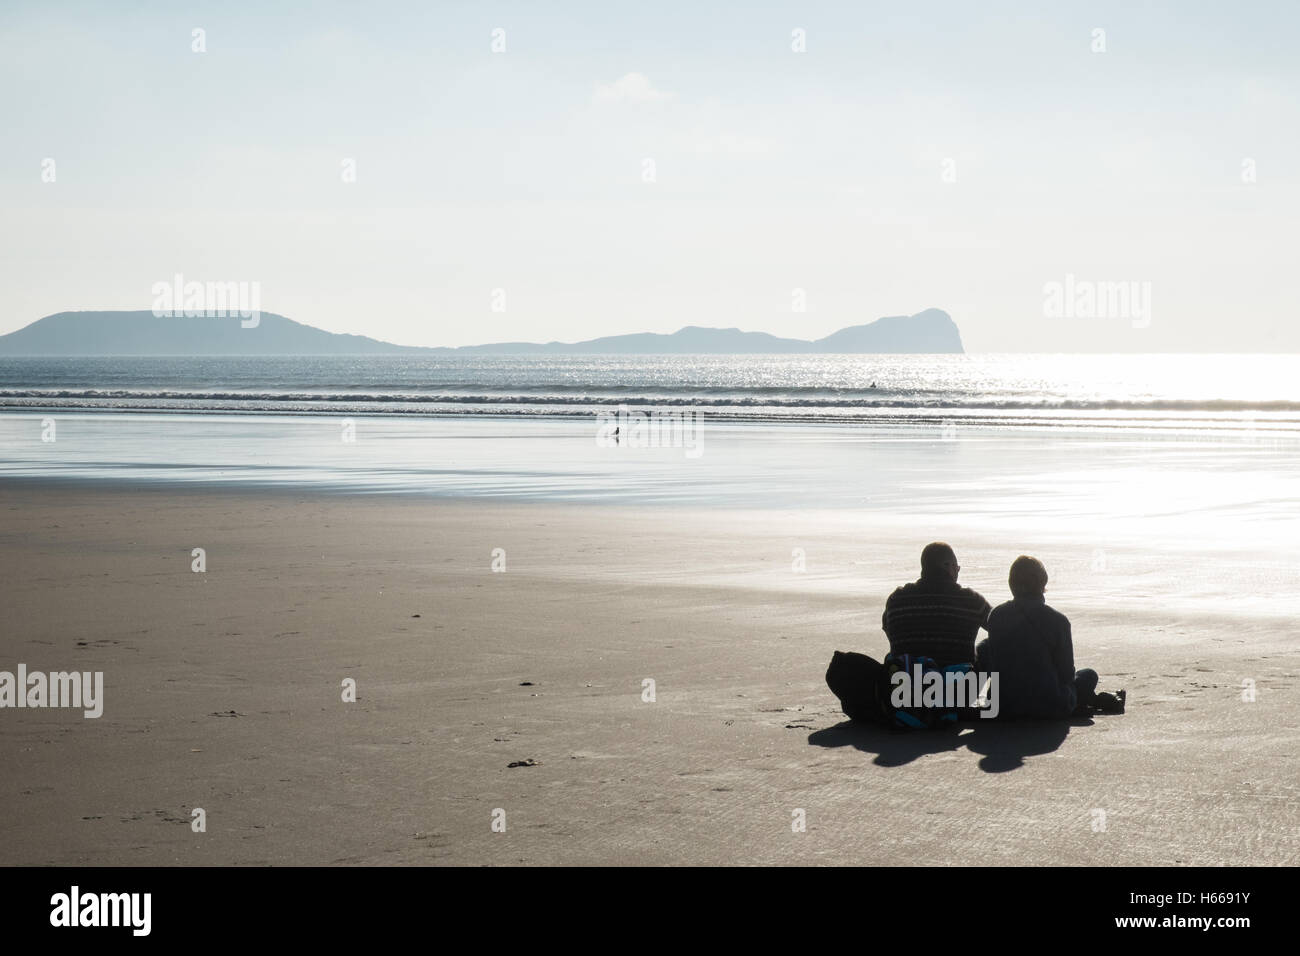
[{"x1": 0, "y1": 308, "x2": 964, "y2": 356}]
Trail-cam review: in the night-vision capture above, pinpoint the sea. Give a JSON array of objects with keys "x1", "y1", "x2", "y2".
[
  {"x1": 1, "y1": 354, "x2": 1298, "y2": 511},
  {"x1": 1, "y1": 353, "x2": 1298, "y2": 430}
]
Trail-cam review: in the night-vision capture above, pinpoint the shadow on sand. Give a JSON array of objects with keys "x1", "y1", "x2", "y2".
[{"x1": 808, "y1": 716, "x2": 1096, "y2": 772}]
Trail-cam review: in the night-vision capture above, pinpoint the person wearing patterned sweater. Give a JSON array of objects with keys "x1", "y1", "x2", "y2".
[
  {"x1": 882, "y1": 542, "x2": 991, "y2": 668},
  {"x1": 825, "y1": 542, "x2": 990, "y2": 723}
]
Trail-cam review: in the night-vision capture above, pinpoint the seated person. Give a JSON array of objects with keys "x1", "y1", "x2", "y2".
[
  {"x1": 975, "y1": 556, "x2": 1125, "y2": 718},
  {"x1": 882, "y1": 541, "x2": 991, "y2": 668},
  {"x1": 827, "y1": 542, "x2": 990, "y2": 722}
]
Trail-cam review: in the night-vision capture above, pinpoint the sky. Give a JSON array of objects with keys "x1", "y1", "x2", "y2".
[{"x1": 2, "y1": 0, "x2": 1298, "y2": 352}]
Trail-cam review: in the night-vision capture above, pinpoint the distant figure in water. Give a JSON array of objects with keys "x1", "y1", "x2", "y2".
[
  {"x1": 975, "y1": 556, "x2": 1126, "y2": 718},
  {"x1": 612, "y1": 426, "x2": 619, "y2": 444},
  {"x1": 869, "y1": 381, "x2": 877, "y2": 388}
]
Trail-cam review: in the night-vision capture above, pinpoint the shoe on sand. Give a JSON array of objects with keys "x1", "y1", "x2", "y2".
[{"x1": 1094, "y1": 690, "x2": 1127, "y2": 715}]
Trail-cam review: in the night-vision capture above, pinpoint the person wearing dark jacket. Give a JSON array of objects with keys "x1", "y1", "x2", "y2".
[{"x1": 975, "y1": 556, "x2": 1123, "y2": 718}]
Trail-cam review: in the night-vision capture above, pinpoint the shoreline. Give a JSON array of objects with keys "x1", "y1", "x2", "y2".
[
  {"x1": 3, "y1": 404, "x2": 1300, "y2": 431},
  {"x1": 5, "y1": 411, "x2": 1300, "y2": 509}
]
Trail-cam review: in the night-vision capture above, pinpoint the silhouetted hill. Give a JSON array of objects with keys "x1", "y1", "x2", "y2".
[
  {"x1": 812, "y1": 308, "x2": 964, "y2": 353},
  {"x1": 0, "y1": 311, "x2": 423, "y2": 356},
  {"x1": 459, "y1": 325, "x2": 812, "y2": 354},
  {"x1": 0, "y1": 309, "x2": 963, "y2": 355}
]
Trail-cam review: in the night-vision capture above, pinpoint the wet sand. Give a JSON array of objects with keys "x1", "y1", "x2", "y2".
[{"x1": 1, "y1": 481, "x2": 1298, "y2": 865}]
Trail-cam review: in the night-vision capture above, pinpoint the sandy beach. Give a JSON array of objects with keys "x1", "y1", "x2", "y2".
[
  {"x1": 2, "y1": 479, "x2": 1297, "y2": 866},
  {"x1": 8, "y1": 0, "x2": 1300, "y2": 914}
]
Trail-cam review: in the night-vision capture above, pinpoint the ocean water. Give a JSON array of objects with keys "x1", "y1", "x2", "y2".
[
  {"x1": 1, "y1": 354, "x2": 1298, "y2": 514},
  {"x1": 1, "y1": 353, "x2": 1298, "y2": 432}
]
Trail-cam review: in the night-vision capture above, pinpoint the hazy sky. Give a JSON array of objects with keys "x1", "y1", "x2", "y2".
[{"x1": 3, "y1": 1, "x2": 1298, "y2": 351}]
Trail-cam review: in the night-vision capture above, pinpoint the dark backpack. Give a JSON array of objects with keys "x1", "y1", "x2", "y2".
[{"x1": 825, "y1": 650, "x2": 886, "y2": 723}]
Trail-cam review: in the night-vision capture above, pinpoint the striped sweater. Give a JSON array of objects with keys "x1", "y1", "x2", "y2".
[{"x1": 881, "y1": 575, "x2": 992, "y2": 667}]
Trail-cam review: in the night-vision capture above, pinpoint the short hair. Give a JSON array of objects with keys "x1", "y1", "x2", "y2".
[
  {"x1": 920, "y1": 542, "x2": 957, "y2": 575},
  {"x1": 1009, "y1": 555, "x2": 1048, "y2": 597}
]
